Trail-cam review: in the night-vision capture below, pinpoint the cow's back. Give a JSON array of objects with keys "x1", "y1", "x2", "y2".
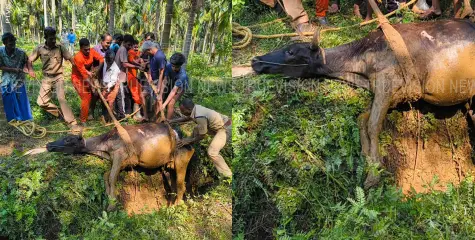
[{"x1": 366, "y1": 20, "x2": 475, "y2": 106}]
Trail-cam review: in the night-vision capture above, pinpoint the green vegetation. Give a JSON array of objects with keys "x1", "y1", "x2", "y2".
[
  {"x1": 0, "y1": 41, "x2": 232, "y2": 239},
  {"x1": 233, "y1": 2, "x2": 475, "y2": 239}
]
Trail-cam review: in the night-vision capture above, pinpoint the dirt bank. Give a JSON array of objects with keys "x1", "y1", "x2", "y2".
[{"x1": 382, "y1": 107, "x2": 475, "y2": 194}]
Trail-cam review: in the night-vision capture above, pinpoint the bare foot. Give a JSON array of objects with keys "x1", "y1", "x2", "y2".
[
  {"x1": 418, "y1": 7, "x2": 442, "y2": 20},
  {"x1": 328, "y1": 3, "x2": 339, "y2": 14},
  {"x1": 460, "y1": 5, "x2": 474, "y2": 19},
  {"x1": 353, "y1": 4, "x2": 363, "y2": 18}
]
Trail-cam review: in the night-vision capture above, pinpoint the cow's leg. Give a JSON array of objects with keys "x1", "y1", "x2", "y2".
[
  {"x1": 364, "y1": 89, "x2": 392, "y2": 189},
  {"x1": 173, "y1": 149, "x2": 194, "y2": 205},
  {"x1": 104, "y1": 170, "x2": 111, "y2": 196},
  {"x1": 107, "y1": 158, "x2": 122, "y2": 211},
  {"x1": 358, "y1": 111, "x2": 370, "y2": 157}
]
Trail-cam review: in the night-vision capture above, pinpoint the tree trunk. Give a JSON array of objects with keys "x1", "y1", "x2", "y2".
[
  {"x1": 182, "y1": 0, "x2": 197, "y2": 66},
  {"x1": 72, "y1": 4, "x2": 76, "y2": 30},
  {"x1": 201, "y1": 22, "x2": 209, "y2": 53},
  {"x1": 190, "y1": 35, "x2": 196, "y2": 56},
  {"x1": 51, "y1": 0, "x2": 56, "y2": 27},
  {"x1": 208, "y1": 24, "x2": 217, "y2": 64},
  {"x1": 43, "y1": 0, "x2": 48, "y2": 27},
  {"x1": 108, "y1": 0, "x2": 115, "y2": 34},
  {"x1": 173, "y1": 26, "x2": 179, "y2": 52},
  {"x1": 161, "y1": 0, "x2": 174, "y2": 53},
  {"x1": 154, "y1": 0, "x2": 161, "y2": 38},
  {"x1": 58, "y1": 0, "x2": 62, "y2": 35},
  {"x1": 0, "y1": 0, "x2": 12, "y2": 33},
  {"x1": 0, "y1": 0, "x2": 12, "y2": 121},
  {"x1": 205, "y1": 20, "x2": 215, "y2": 55}
]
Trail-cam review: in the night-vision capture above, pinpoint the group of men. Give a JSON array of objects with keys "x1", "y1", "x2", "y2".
[{"x1": 0, "y1": 27, "x2": 232, "y2": 179}]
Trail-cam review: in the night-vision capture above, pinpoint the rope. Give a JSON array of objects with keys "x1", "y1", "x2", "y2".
[
  {"x1": 8, "y1": 106, "x2": 143, "y2": 138},
  {"x1": 8, "y1": 120, "x2": 47, "y2": 138},
  {"x1": 232, "y1": 0, "x2": 417, "y2": 49}
]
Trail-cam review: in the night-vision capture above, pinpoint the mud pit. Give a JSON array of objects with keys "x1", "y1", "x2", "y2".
[
  {"x1": 382, "y1": 106, "x2": 475, "y2": 194},
  {"x1": 118, "y1": 158, "x2": 216, "y2": 215}
]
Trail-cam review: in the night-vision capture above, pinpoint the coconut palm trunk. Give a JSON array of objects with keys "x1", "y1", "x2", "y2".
[
  {"x1": 43, "y1": 0, "x2": 48, "y2": 27},
  {"x1": 161, "y1": 0, "x2": 174, "y2": 53},
  {"x1": 154, "y1": 0, "x2": 161, "y2": 38},
  {"x1": 72, "y1": 4, "x2": 76, "y2": 30},
  {"x1": 58, "y1": 0, "x2": 62, "y2": 34},
  {"x1": 182, "y1": 0, "x2": 197, "y2": 65},
  {"x1": 51, "y1": 0, "x2": 56, "y2": 27},
  {"x1": 108, "y1": 0, "x2": 115, "y2": 34},
  {"x1": 0, "y1": 0, "x2": 12, "y2": 122}
]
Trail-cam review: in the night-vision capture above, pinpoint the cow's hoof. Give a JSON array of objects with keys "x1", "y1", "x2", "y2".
[{"x1": 364, "y1": 172, "x2": 381, "y2": 190}]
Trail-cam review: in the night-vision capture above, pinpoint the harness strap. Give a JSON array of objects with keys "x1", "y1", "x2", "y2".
[{"x1": 367, "y1": 0, "x2": 422, "y2": 100}]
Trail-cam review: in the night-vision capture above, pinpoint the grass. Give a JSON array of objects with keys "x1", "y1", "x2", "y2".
[
  {"x1": 0, "y1": 41, "x2": 232, "y2": 239},
  {"x1": 233, "y1": 1, "x2": 475, "y2": 239}
]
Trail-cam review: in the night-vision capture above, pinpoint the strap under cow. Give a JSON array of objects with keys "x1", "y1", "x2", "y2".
[{"x1": 367, "y1": 0, "x2": 422, "y2": 100}]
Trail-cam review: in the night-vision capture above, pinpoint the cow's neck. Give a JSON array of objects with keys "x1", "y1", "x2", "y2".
[
  {"x1": 84, "y1": 135, "x2": 112, "y2": 160},
  {"x1": 323, "y1": 42, "x2": 373, "y2": 91}
]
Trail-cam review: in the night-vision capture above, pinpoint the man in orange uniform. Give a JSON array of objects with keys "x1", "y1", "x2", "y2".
[
  {"x1": 71, "y1": 38, "x2": 103, "y2": 124},
  {"x1": 127, "y1": 40, "x2": 146, "y2": 121}
]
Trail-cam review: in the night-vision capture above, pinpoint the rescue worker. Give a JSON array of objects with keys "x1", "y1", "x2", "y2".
[
  {"x1": 71, "y1": 38, "x2": 103, "y2": 124},
  {"x1": 171, "y1": 98, "x2": 232, "y2": 178},
  {"x1": 29, "y1": 27, "x2": 80, "y2": 130},
  {"x1": 159, "y1": 53, "x2": 189, "y2": 120}
]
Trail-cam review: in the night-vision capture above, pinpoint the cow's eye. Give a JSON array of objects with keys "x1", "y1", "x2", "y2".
[{"x1": 286, "y1": 50, "x2": 294, "y2": 56}]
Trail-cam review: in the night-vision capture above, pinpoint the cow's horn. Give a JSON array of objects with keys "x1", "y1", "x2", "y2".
[{"x1": 311, "y1": 28, "x2": 320, "y2": 50}]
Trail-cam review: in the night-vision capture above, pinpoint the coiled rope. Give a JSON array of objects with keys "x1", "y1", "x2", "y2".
[{"x1": 7, "y1": 106, "x2": 142, "y2": 138}]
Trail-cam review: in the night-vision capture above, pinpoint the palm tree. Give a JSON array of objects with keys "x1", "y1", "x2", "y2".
[
  {"x1": 108, "y1": 0, "x2": 115, "y2": 34},
  {"x1": 182, "y1": 0, "x2": 200, "y2": 66},
  {"x1": 0, "y1": 0, "x2": 12, "y2": 121},
  {"x1": 51, "y1": 0, "x2": 56, "y2": 27},
  {"x1": 43, "y1": 0, "x2": 48, "y2": 27},
  {"x1": 0, "y1": 0, "x2": 12, "y2": 34},
  {"x1": 58, "y1": 0, "x2": 62, "y2": 34},
  {"x1": 161, "y1": 0, "x2": 174, "y2": 53},
  {"x1": 154, "y1": 0, "x2": 162, "y2": 38}
]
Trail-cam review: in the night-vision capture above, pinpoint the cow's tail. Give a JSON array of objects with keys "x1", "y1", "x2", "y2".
[{"x1": 165, "y1": 121, "x2": 177, "y2": 163}]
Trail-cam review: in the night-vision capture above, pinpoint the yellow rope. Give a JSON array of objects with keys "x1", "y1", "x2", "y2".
[
  {"x1": 8, "y1": 120, "x2": 47, "y2": 138},
  {"x1": 232, "y1": 0, "x2": 417, "y2": 49},
  {"x1": 7, "y1": 106, "x2": 143, "y2": 138}
]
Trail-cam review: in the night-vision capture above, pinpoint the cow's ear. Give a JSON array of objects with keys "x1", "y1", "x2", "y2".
[{"x1": 310, "y1": 28, "x2": 321, "y2": 50}]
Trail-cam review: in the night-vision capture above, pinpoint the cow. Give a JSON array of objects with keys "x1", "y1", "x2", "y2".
[
  {"x1": 251, "y1": 19, "x2": 475, "y2": 188},
  {"x1": 35, "y1": 123, "x2": 194, "y2": 209}
]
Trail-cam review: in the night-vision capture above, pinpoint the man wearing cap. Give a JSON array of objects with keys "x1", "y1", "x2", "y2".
[
  {"x1": 141, "y1": 40, "x2": 167, "y2": 119},
  {"x1": 0, "y1": 33, "x2": 36, "y2": 122},
  {"x1": 29, "y1": 27, "x2": 79, "y2": 129},
  {"x1": 171, "y1": 98, "x2": 232, "y2": 178},
  {"x1": 159, "y1": 52, "x2": 189, "y2": 120}
]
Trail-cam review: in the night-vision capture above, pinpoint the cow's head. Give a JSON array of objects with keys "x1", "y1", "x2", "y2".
[
  {"x1": 252, "y1": 31, "x2": 328, "y2": 78},
  {"x1": 46, "y1": 134, "x2": 86, "y2": 154}
]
